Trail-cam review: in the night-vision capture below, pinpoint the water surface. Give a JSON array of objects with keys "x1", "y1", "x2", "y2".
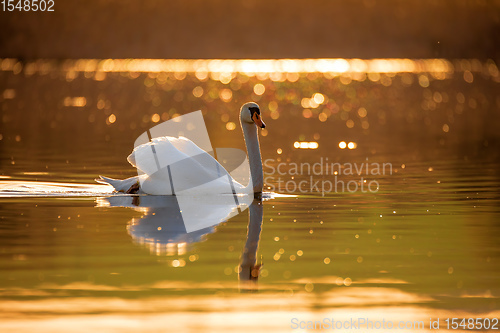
[{"x1": 0, "y1": 58, "x2": 499, "y2": 332}]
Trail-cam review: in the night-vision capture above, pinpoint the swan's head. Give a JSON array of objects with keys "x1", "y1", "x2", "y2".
[{"x1": 240, "y1": 102, "x2": 266, "y2": 129}]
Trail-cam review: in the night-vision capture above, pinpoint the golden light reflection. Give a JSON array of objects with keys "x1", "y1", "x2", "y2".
[
  {"x1": 170, "y1": 259, "x2": 186, "y2": 268},
  {"x1": 301, "y1": 98, "x2": 310, "y2": 108},
  {"x1": 368, "y1": 72, "x2": 381, "y2": 82},
  {"x1": 270, "y1": 111, "x2": 280, "y2": 120},
  {"x1": 106, "y1": 114, "x2": 116, "y2": 124},
  {"x1": 302, "y1": 109, "x2": 313, "y2": 118},
  {"x1": 357, "y1": 107, "x2": 367, "y2": 118},
  {"x1": 313, "y1": 93, "x2": 325, "y2": 104},
  {"x1": 194, "y1": 70, "x2": 208, "y2": 81},
  {"x1": 219, "y1": 88, "x2": 232, "y2": 102},
  {"x1": 339, "y1": 141, "x2": 347, "y2": 149},
  {"x1": 253, "y1": 83, "x2": 265, "y2": 95},
  {"x1": 192, "y1": 86, "x2": 203, "y2": 97},
  {"x1": 63, "y1": 97, "x2": 87, "y2": 107},
  {"x1": 4, "y1": 59, "x2": 496, "y2": 91},
  {"x1": 418, "y1": 75, "x2": 430, "y2": 87},
  {"x1": 268, "y1": 101, "x2": 278, "y2": 112},
  {"x1": 286, "y1": 72, "x2": 300, "y2": 82},
  {"x1": 301, "y1": 93, "x2": 326, "y2": 110},
  {"x1": 1, "y1": 288, "x2": 498, "y2": 333},
  {"x1": 463, "y1": 70, "x2": 474, "y2": 83},
  {"x1": 3, "y1": 58, "x2": 472, "y2": 77},
  {"x1": 347, "y1": 142, "x2": 357, "y2": 149},
  {"x1": 151, "y1": 114, "x2": 160, "y2": 123},
  {"x1": 294, "y1": 141, "x2": 319, "y2": 149}
]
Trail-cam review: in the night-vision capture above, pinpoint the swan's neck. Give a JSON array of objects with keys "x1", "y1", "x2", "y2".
[{"x1": 241, "y1": 122, "x2": 263, "y2": 194}]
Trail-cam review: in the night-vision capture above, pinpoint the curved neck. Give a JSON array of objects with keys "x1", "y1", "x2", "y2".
[{"x1": 241, "y1": 121, "x2": 263, "y2": 195}]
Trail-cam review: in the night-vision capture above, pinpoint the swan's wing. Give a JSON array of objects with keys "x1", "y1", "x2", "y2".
[
  {"x1": 127, "y1": 136, "x2": 216, "y2": 175},
  {"x1": 127, "y1": 136, "x2": 239, "y2": 195}
]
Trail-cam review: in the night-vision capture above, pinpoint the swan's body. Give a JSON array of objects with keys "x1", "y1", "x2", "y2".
[{"x1": 97, "y1": 102, "x2": 266, "y2": 197}]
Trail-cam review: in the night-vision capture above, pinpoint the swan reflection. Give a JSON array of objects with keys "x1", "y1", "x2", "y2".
[
  {"x1": 99, "y1": 194, "x2": 249, "y2": 248},
  {"x1": 97, "y1": 194, "x2": 264, "y2": 286},
  {"x1": 238, "y1": 199, "x2": 264, "y2": 289}
]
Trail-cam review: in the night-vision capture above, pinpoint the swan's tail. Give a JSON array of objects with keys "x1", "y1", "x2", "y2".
[{"x1": 95, "y1": 175, "x2": 140, "y2": 193}]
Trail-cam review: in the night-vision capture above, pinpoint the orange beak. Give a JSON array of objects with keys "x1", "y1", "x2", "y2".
[{"x1": 252, "y1": 113, "x2": 266, "y2": 129}]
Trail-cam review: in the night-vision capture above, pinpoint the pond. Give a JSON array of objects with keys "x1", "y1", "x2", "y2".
[{"x1": 0, "y1": 58, "x2": 499, "y2": 332}]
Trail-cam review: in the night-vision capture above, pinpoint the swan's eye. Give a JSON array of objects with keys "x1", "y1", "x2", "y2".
[{"x1": 249, "y1": 107, "x2": 260, "y2": 115}]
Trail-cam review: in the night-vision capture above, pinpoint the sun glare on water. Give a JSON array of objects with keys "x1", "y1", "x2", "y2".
[{"x1": 2, "y1": 58, "x2": 495, "y2": 79}]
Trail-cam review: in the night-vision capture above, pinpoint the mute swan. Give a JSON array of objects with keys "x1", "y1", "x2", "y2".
[{"x1": 97, "y1": 102, "x2": 266, "y2": 197}]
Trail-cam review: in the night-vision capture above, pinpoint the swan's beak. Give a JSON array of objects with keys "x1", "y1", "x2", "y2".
[{"x1": 252, "y1": 113, "x2": 266, "y2": 129}]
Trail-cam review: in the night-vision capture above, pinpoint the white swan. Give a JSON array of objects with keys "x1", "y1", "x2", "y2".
[{"x1": 96, "y1": 102, "x2": 266, "y2": 197}]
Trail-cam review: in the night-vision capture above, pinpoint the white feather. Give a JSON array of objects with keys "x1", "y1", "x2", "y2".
[{"x1": 97, "y1": 103, "x2": 264, "y2": 196}]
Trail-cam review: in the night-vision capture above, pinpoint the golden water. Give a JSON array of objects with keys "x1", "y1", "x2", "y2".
[{"x1": 0, "y1": 58, "x2": 499, "y2": 332}]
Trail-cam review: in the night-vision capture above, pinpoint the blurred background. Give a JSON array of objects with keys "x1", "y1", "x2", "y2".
[{"x1": 1, "y1": 0, "x2": 499, "y2": 59}]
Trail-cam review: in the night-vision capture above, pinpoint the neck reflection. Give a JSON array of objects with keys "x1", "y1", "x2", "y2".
[{"x1": 238, "y1": 199, "x2": 264, "y2": 291}]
